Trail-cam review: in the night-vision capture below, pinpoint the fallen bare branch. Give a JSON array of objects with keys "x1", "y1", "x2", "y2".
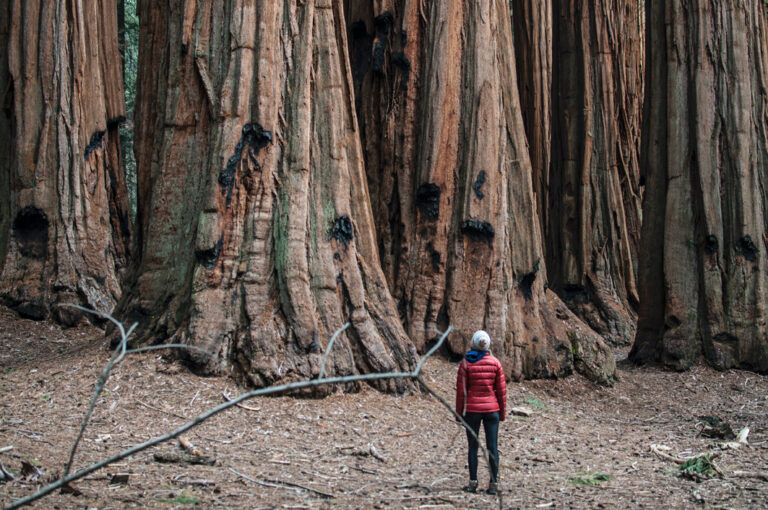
[
  {"x1": 4, "y1": 323, "x2": 504, "y2": 509},
  {"x1": 732, "y1": 470, "x2": 768, "y2": 481},
  {"x1": 230, "y1": 468, "x2": 299, "y2": 492},
  {"x1": 4, "y1": 364, "x2": 416, "y2": 508},
  {"x1": 649, "y1": 444, "x2": 719, "y2": 465},
  {"x1": 58, "y1": 304, "x2": 213, "y2": 479},
  {"x1": 171, "y1": 478, "x2": 216, "y2": 487},
  {"x1": 59, "y1": 304, "x2": 136, "y2": 478},
  {"x1": 228, "y1": 467, "x2": 334, "y2": 498}
]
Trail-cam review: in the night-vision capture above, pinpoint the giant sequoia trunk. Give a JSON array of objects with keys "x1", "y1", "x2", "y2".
[
  {"x1": 511, "y1": 0, "x2": 552, "y2": 239},
  {"x1": 344, "y1": 0, "x2": 615, "y2": 383},
  {"x1": 546, "y1": 0, "x2": 643, "y2": 345},
  {"x1": 631, "y1": 0, "x2": 768, "y2": 372},
  {"x1": 117, "y1": 0, "x2": 417, "y2": 392},
  {"x1": 0, "y1": 1, "x2": 130, "y2": 324}
]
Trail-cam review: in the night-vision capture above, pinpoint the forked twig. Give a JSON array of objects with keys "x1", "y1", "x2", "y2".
[{"x1": 60, "y1": 304, "x2": 137, "y2": 478}]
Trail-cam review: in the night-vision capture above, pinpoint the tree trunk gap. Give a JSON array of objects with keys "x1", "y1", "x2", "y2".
[
  {"x1": 0, "y1": 0, "x2": 131, "y2": 325},
  {"x1": 344, "y1": 0, "x2": 616, "y2": 384},
  {"x1": 116, "y1": 0, "x2": 417, "y2": 393},
  {"x1": 630, "y1": 0, "x2": 768, "y2": 372}
]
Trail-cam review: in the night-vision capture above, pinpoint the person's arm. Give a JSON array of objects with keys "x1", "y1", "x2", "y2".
[
  {"x1": 495, "y1": 361, "x2": 507, "y2": 421},
  {"x1": 455, "y1": 361, "x2": 466, "y2": 418}
]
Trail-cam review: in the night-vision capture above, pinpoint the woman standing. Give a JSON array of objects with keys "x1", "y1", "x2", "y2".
[{"x1": 455, "y1": 330, "x2": 506, "y2": 495}]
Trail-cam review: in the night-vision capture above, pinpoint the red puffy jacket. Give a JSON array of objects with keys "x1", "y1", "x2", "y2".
[{"x1": 455, "y1": 354, "x2": 506, "y2": 420}]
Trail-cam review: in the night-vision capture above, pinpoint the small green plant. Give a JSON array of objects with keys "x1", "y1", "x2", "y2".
[
  {"x1": 525, "y1": 397, "x2": 547, "y2": 410},
  {"x1": 156, "y1": 491, "x2": 199, "y2": 506},
  {"x1": 569, "y1": 472, "x2": 611, "y2": 486},
  {"x1": 679, "y1": 454, "x2": 715, "y2": 478},
  {"x1": 174, "y1": 494, "x2": 198, "y2": 505}
]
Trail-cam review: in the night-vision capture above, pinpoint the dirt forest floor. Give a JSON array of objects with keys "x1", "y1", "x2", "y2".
[{"x1": 0, "y1": 306, "x2": 767, "y2": 509}]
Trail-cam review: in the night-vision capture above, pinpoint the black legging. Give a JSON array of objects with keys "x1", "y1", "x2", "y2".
[{"x1": 464, "y1": 411, "x2": 500, "y2": 482}]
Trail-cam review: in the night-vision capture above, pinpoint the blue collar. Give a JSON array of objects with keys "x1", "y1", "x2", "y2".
[{"x1": 465, "y1": 350, "x2": 487, "y2": 363}]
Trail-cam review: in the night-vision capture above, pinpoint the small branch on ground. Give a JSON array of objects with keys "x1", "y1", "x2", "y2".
[
  {"x1": 228, "y1": 467, "x2": 335, "y2": 498},
  {"x1": 222, "y1": 390, "x2": 261, "y2": 412},
  {"x1": 650, "y1": 444, "x2": 719, "y2": 465},
  {"x1": 732, "y1": 470, "x2": 768, "y2": 481},
  {"x1": 368, "y1": 443, "x2": 386, "y2": 462}
]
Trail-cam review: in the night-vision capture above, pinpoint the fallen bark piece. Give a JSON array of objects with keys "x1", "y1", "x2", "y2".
[
  {"x1": 178, "y1": 437, "x2": 202, "y2": 456},
  {"x1": 511, "y1": 406, "x2": 534, "y2": 417},
  {"x1": 736, "y1": 426, "x2": 750, "y2": 444},
  {"x1": 153, "y1": 451, "x2": 216, "y2": 466},
  {"x1": 59, "y1": 483, "x2": 83, "y2": 496},
  {"x1": 721, "y1": 426, "x2": 750, "y2": 450},
  {"x1": 109, "y1": 473, "x2": 130, "y2": 485}
]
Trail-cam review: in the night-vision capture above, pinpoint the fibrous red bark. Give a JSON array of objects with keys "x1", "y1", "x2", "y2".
[
  {"x1": 345, "y1": 0, "x2": 615, "y2": 383},
  {"x1": 631, "y1": 0, "x2": 768, "y2": 372},
  {"x1": 546, "y1": 0, "x2": 643, "y2": 345},
  {"x1": 117, "y1": 0, "x2": 417, "y2": 392},
  {"x1": 0, "y1": 0, "x2": 130, "y2": 324},
  {"x1": 0, "y1": 3, "x2": 10, "y2": 276},
  {"x1": 511, "y1": 0, "x2": 552, "y2": 239}
]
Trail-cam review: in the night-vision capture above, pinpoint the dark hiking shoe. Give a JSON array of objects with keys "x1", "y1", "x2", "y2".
[
  {"x1": 462, "y1": 480, "x2": 478, "y2": 493},
  {"x1": 486, "y1": 482, "x2": 498, "y2": 495}
]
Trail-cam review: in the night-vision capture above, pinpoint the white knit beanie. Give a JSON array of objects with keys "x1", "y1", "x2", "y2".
[{"x1": 470, "y1": 330, "x2": 491, "y2": 351}]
